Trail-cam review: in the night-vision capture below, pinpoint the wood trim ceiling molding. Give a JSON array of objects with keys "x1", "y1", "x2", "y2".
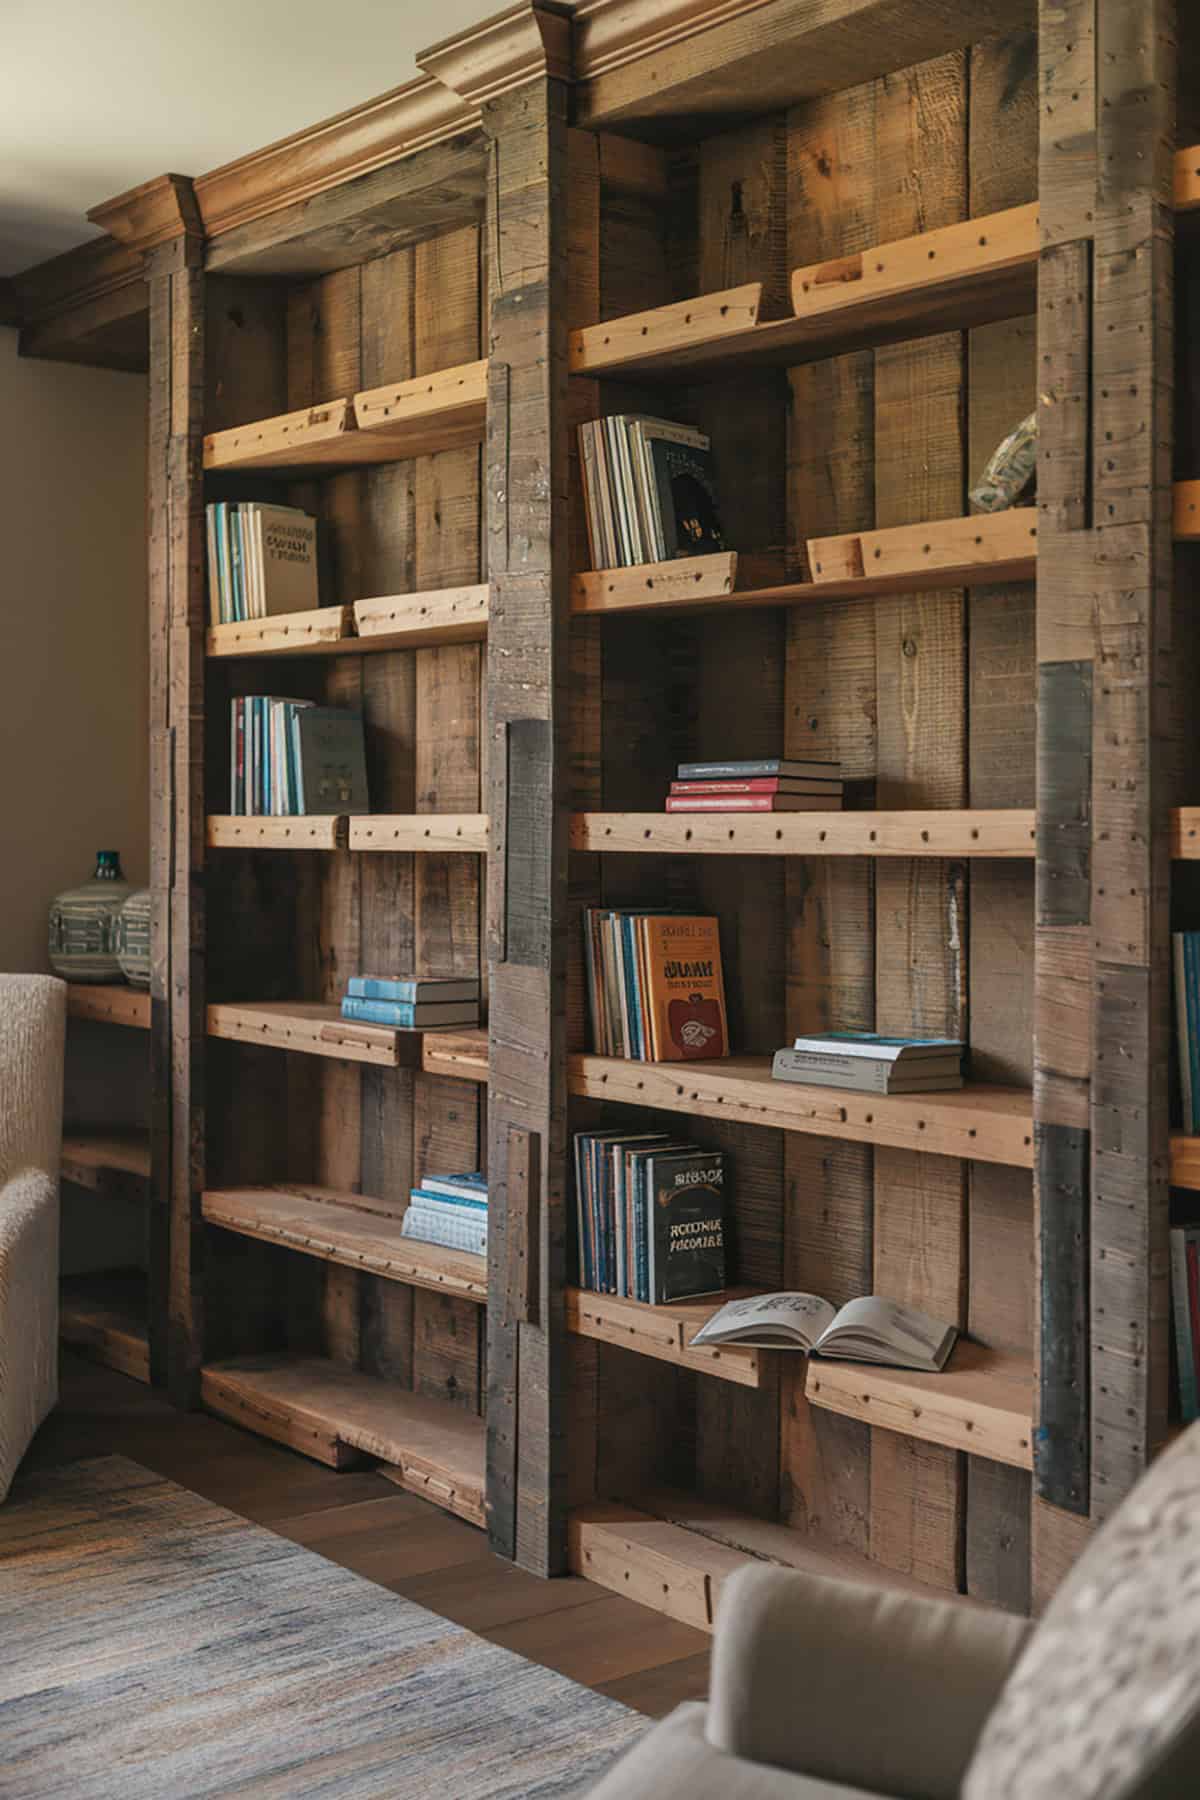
[
  {"x1": 418, "y1": 1, "x2": 574, "y2": 104},
  {"x1": 87, "y1": 172, "x2": 202, "y2": 252},
  {"x1": 571, "y1": 0, "x2": 777, "y2": 79}
]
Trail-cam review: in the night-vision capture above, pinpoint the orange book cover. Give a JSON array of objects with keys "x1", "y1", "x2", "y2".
[{"x1": 639, "y1": 915, "x2": 728, "y2": 1061}]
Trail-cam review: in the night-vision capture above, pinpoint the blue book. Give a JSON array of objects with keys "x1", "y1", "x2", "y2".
[
  {"x1": 340, "y1": 996, "x2": 480, "y2": 1028},
  {"x1": 410, "y1": 1186, "x2": 487, "y2": 1213},
  {"x1": 422, "y1": 1172, "x2": 487, "y2": 1200},
  {"x1": 347, "y1": 977, "x2": 480, "y2": 1004}
]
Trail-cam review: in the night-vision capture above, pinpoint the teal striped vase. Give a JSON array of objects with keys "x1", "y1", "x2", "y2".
[
  {"x1": 48, "y1": 852, "x2": 131, "y2": 982},
  {"x1": 116, "y1": 888, "x2": 152, "y2": 988}
]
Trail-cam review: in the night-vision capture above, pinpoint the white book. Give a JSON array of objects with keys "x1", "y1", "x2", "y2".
[
  {"x1": 401, "y1": 1206, "x2": 486, "y2": 1257},
  {"x1": 690, "y1": 1291, "x2": 958, "y2": 1372}
]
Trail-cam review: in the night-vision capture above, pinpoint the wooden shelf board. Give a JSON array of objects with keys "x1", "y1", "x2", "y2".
[
  {"x1": 206, "y1": 1000, "x2": 418, "y2": 1068},
  {"x1": 348, "y1": 814, "x2": 489, "y2": 853},
  {"x1": 808, "y1": 507, "x2": 1036, "y2": 589},
  {"x1": 1173, "y1": 810, "x2": 1200, "y2": 859},
  {"x1": 353, "y1": 584, "x2": 489, "y2": 651},
  {"x1": 65, "y1": 984, "x2": 150, "y2": 1029},
  {"x1": 420, "y1": 1027, "x2": 490, "y2": 1084},
  {"x1": 570, "y1": 204, "x2": 1038, "y2": 381},
  {"x1": 61, "y1": 1130, "x2": 151, "y2": 1187},
  {"x1": 352, "y1": 359, "x2": 488, "y2": 460},
  {"x1": 60, "y1": 1269, "x2": 149, "y2": 1384},
  {"x1": 200, "y1": 1353, "x2": 485, "y2": 1527},
  {"x1": 568, "y1": 1055, "x2": 1033, "y2": 1170},
  {"x1": 567, "y1": 1286, "x2": 765, "y2": 1387},
  {"x1": 204, "y1": 398, "x2": 358, "y2": 473},
  {"x1": 202, "y1": 1185, "x2": 486, "y2": 1302},
  {"x1": 1171, "y1": 1136, "x2": 1200, "y2": 1189},
  {"x1": 570, "y1": 1487, "x2": 958, "y2": 1633},
  {"x1": 206, "y1": 815, "x2": 347, "y2": 850},
  {"x1": 805, "y1": 1342, "x2": 1034, "y2": 1470},
  {"x1": 570, "y1": 809, "x2": 1035, "y2": 859},
  {"x1": 206, "y1": 606, "x2": 354, "y2": 659}
]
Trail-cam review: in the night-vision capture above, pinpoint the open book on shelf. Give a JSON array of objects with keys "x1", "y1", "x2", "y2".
[{"x1": 689, "y1": 1291, "x2": 958, "y2": 1371}]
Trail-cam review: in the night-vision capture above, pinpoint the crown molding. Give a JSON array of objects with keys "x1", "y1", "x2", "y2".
[
  {"x1": 87, "y1": 173, "x2": 202, "y2": 254},
  {"x1": 12, "y1": 232, "x2": 143, "y2": 325},
  {"x1": 571, "y1": 0, "x2": 775, "y2": 79},
  {"x1": 419, "y1": 1, "x2": 573, "y2": 106}
]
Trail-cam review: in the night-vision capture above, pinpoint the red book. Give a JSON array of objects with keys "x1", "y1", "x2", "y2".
[
  {"x1": 669, "y1": 777, "x2": 843, "y2": 796},
  {"x1": 665, "y1": 794, "x2": 841, "y2": 813}
]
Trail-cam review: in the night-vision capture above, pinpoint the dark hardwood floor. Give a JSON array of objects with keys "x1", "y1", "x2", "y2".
[{"x1": 22, "y1": 1352, "x2": 711, "y2": 1716}]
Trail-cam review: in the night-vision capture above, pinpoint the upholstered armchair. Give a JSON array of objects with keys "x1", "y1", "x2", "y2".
[
  {"x1": 589, "y1": 1424, "x2": 1200, "y2": 1799},
  {"x1": 0, "y1": 974, "x2": 65, "y2": 1500}
]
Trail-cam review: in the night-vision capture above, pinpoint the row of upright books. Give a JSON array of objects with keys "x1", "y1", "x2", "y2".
[
  {"x1": 573, "y1": 1130, "x2": 725, "y2": 1301},
  {"x1": 338, "y1": 974, "x2": 481, "y2": 1031},
  {"x1": 401, "y1": 1170, "x2": 488, "y2": 1258},
  {"x1": 206, "y1": 502, "x2": 318, "y2": 627},
  {"x1": 579, "y1": 414, "x2": 724, "y2": 569},
  {"x1": 584, "y1": 910, "x2": 728, "y2": 1062},
  {"x1": 665, "y1": 757, "x2": 844, "y2": 814},
  {"x1": 228, "y1": 698, "x2": 368, "y2": 816}
]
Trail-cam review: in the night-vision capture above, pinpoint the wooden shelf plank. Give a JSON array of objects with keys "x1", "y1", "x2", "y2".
[
  {"x1": 570, "y1": 809, "x2": 1035, "y2": 859},
  {"x1": 805, "y1": 1342, "x2": 1034, "y2": 1470},
  {"x1": 204, "y1": 398, "x2": 358, "y2": 472},
  {"x1": 202, "y1": 1185, "x2": 486, "y2": 1302},
  {"x1": 60, "y1": 1269, "x2": 149, "y2": 1383},
  {"x1": 570, "y1": 1487, "x2": 955, "y2": 1632},
  {"x1": 353, "y1": 584, "x2": 489, "y2": 651},
  {"x1": 1172, "y1": 810, "x2": 1200, "y2": 858},
  {"x1": 61, "y1": 1130, "x2": 151, "y2": 1187},
  {"x1": 206, "y1": 815, "x2": 347, "y2": 850},
  {"x1": 567, "y1": 1286, "x2": 765, "y2": 1387},
  {"x1": 206, "y1": 605, "x2": 354, "y2": 659},
  {"x1": 65, "y1": 984, "x2": 150, "y2": 1029},
  {"x1": 200, "y1": 1353, "x2": 486, "y2": 1526},
  {"x1": 206, "y1": 1000, "x2": 417, "y2": 1068},
  {"x1": 1171, "y1": 1136, "x2": 1200, "y2": 1189},
  {"x1": 808, "y1": 507, "x2": 1037, "y2": 589},
  {"x1": 420, "y1": 1027, "x2": 489, "y2": 1084},
  {"x1": 352, "y1": 359, "x2": 488, "y2": 460},
  {"x1": 568, "y1": 1055, "x2": 1033, "y2": 1170},
  {"x1": 348, "y1": 814, "x2": 489, "y2": 852}
]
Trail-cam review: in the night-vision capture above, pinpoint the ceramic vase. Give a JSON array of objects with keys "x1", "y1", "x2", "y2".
[
  {"x1": 48, "y1": 851, "x2": 131, "y2": 982},
  {"x1": 116, "y1": 887, "x2": 152, "y2": 988}
]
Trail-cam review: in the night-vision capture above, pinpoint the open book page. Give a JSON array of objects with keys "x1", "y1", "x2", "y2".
[
  {"x1": 816, "y1": 1296, "x2": 957, "y2": 1370},
  {"x1": 689, "y1": 1291, "x2": 838, "y2": 1350}
]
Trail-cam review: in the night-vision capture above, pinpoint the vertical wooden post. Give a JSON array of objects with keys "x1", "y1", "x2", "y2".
[
  {"x1": 479, "y1": 12, "x2": 574, "y2": 1574},
  {"x1": 144, "y1": 179, "x2": 206, "y2": 1404},
  {"x1": 1036, "y1": 0, "x2": 1177, "y2": 1592}
]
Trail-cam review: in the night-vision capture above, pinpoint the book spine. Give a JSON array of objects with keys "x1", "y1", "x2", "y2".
[
  {"x1": 1187, "y1": 1234, "x2": 1200, "y2": 1424},
  {"x1": 677, "y1": 760, "x2": 790, "y2": 779},
  {"x1": 1175, "y1": 935, "x2": 1193, "y2": 1136},
  {"x1": 346, "y1": 977, "x2": 478, "y2": 1002},
  {"x1": 339, "y1": 997, "x2": 423, "y2": 1026},
  {"x1": 649, "y1": 1154, "x2": 725, "y2": 1303},
  {"x1": 1171, "y1": 1228, "x2": 1199, "y2": 1422},
  {"x1": 1188, "y1": 935, "x2": 1200, "y2": 1138},
  {"x1": 773, "y1": 1050, "x2": 895, "y2": 1093},
  {"x1": 408, "y1": 1189, "x2": 488, "y2": 1215},
  {"x1": 401, "y1": 1209, "x2": 486, "y2": 1256},
  {"x1": 668, "y1": 778, "x2": 843, "y2": 795},
  {"x1": 664, "y1": 795, "x2": 833, "y2": 812}
]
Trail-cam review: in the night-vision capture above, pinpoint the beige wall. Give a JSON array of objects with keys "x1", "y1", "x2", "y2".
[{"x1": 0, "y1": 326, "x2": 148, "y2": 974}]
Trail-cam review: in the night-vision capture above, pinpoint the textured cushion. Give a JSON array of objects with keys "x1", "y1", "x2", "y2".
[
  {"x1": 965, "y1": 1424, "x2": 1200, "y2": 1800},
  {"x1": 586, "y1": 1703, "x2": 882, "y2": 1800}
]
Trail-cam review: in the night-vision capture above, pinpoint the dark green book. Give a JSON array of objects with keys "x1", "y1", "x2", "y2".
[
  {"x1": 646, "y1": 1149, "x2": 726, "y2": 1303},
  {"x1": 295, "y1": 708, "x2": 369, "y2": 815}
]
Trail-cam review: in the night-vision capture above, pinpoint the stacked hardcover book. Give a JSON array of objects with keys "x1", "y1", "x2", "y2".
[
  {"x1": 584, "y1": 909, "x2": 728, "y2": 1062},
  {"x1": 772, "y1": 1033, "x2": 966, "y2": 1094},
  {"x1": 206, "y1": 501, "x2": 318, "y2": 626},
  {"x1": 574, "y1": 1130, "x2": 725, "y2": 1302},
  {"x1": 579, "y1": 415, "x2": 724, "y2": 568},
  {"x1": 229, "y1": 699, "x2": 368, "y2": 816},
  {"x1": 667, "y1": 757, "x2": 844, "y2": 814},
  {"x1": 1173, "y1": 932, "x2": 1200, "y2": 1132},
  {"x1": 339, "y1": 974, "x2": 480, "y2": 1031},
  {"x1": 401, "y1": 1171, "x2": 488, "y2": 1258}
]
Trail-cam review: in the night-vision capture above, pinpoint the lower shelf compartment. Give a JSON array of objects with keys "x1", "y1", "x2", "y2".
[
  {"x1": 805, "y1": 1342, "x2": 1033, "y2": 1469},
  {"x1": 570, "y1": 1489, "x2": 951, "y2": 1633},
  {"x1": 566, "y1": 1287, "x2": 765, "y2": 1387},
  {"x1": 60, "y1": 1269, "x2": 150, "y2": 1383},
  {"x1": 202, "y1": 1185, "x2": 486, "y2": 1302},
  {"x1": 200, "y1": 1353, "x2": 486, "y2": 1528}
]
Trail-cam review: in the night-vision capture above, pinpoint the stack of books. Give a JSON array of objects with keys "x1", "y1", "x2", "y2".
[
  {"x1": 229, "y1": 699, "x2": 368, "y2": 816},
  {"x1": 1171, "y1": 1226, "x2": 1200, "y2": 1424},
  {"x1": 340, "y1": 975, "x2": 480, "y2": 1031},
  {"x1": 667, "y1": 758, "x2": 844, "y2": 813},
  {"x1": 1173, "y1": 932, "x2": 1200, "y2": 1132},
  {"x1": 578, "y1": 414, "x2": 724, "y2": 568},
  {"x1": 584, "y1": 910, "x2": 728, "y2": 1062},
  {"x1": 574, "y1": 1131, "x2": 725, "y2": 1303},
  {"x1": 206, "y1": 501, "x2": 318, "y2": 626},
  {"x1": 401, "y1": 1171, "x2": 488, "y2": 1258},
  {"x1": 772, "y1": 1033, "x2": 966, "y2": 1094}
]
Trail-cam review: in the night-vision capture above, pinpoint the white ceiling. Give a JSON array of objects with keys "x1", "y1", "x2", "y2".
[{"x1": 0, "y1": 0, "x2": 494, "y2": 275}]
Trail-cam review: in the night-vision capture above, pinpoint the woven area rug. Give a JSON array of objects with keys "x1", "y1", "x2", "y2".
[{"x1": 0, "y1": 1456, "x2": 645, "y2": 1798}]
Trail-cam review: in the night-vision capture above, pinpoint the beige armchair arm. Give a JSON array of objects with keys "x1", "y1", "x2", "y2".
[{"x1": 706, "y1": 1564, "x2": 1031, "y2": 1800}]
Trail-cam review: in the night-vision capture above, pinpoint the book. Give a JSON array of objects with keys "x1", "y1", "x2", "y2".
[
  {"x1": 401, "y1": 1207, "x2": 486, "y2": 1257},
  {"x1": 646, "y1": 1148, "x2": 726, "y2": 1303},
  {"x1": 572, "y1": 1130, "x2": 725, "y2": 1299},
  {"x1": 677, "y1": 759, "x2": 841, "y2": 781},
  {"x1": 789, "y1": 1032, "x2": 964, "y2": 1062},
  {"x1": 690, "y1": 1291, "x2": 958, "y2": 1372},
  {"x1": 578, "y1": 414, "x2": 724, "y2": 568},
  {"x1": 583, "y1": 909, "x2": 727, "y2": 1063},
  {"x1": 419, "y1": 1173, "x2": 488, "y2": 1205},
  {"x1": 668, "y1": 778, "x2": 845, "y2": 796},
  {"x1": 340, "y1": 997, "x2": 480, "y2": 1028},
  {"x1": 229, "y1": 696, "x2": 313, "y2": 815},
  {"x1": 206, "y1": 502, "x2": 317, "y2": 625},
  {"x1": 665, "y1": 795, "x2": 840, "y2": 813},
  {"x1": 1174, "y1": 933, "x2": 1199, "y2": 1134},
  {"x1": 346, "y1": 976, "x2": 480, "y2": 1004},
  {"x1": 408, "y1": 1188, "x2": 487, "y2": 1217},
  {"x1": 772, "y1": 1050, "x2": 964, "y2": 1094},
  {"x1": 294, "y1": 707, "x2": 369, "y2": 814},
  {"x1": 1169, "y1": 1227, "x2": 1199, "y2": 1423}
]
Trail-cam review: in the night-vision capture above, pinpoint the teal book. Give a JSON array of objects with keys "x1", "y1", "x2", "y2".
[
  {"x1": 347, "y1": 976, "x2": 480, "y2": 1004},
  {"x1": 340, "y1": 996, "x2": 480, "y2": 1028}
]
